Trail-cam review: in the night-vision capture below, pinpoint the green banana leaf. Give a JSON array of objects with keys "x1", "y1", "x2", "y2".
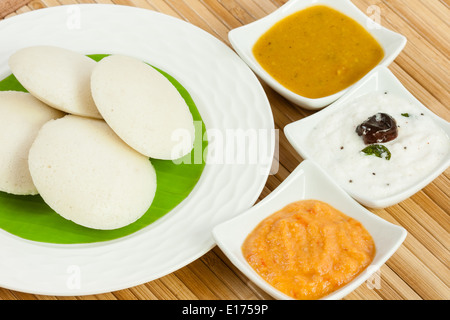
[{"x1": 0, "y1": 54, "x2": 207, "y2": 244}]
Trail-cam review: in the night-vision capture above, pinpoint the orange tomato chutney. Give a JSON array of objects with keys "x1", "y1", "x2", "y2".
[
  {"x1": 252, "y1": 5, "x2": 384, "y2": 99},
  {"x1": 241, "y1": 200, "x2": 375, "y2": 300}
]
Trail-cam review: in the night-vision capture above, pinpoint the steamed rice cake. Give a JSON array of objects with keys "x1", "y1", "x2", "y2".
[
  {"x1": 90, "y1": 54, "x2": 195, "y2": 160},
  {"x1": 8, "y1": 46, "x2": 102, "y2": 119},
  {"x1": 0, "y1": 91, "x2": 65, "y2": 195},
  {"x1": 28, "y1": 115, "x2": 157, "y2": 230}
]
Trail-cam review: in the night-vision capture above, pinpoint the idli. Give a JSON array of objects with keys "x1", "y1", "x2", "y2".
[
  {"x1": 28, "y1": 115, "x2": 157, "y2": 230},
  {"x1": 0, "y1": 91, "x2": 65, "y2": 195},
  {"x1": 8, "y1": 46, "x2": 102, "y2": 119},
  {"x1": 91, "y1": 54, "x2": 195, "y2": 160}
]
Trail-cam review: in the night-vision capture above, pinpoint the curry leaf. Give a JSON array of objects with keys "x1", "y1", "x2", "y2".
[{"x1": 361, "y1": 144, "x2": 391, "y2": 160}]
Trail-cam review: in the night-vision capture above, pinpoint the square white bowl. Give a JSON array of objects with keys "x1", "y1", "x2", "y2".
[
  {"x1": 284, "y1": 66, "x2": 450, "y2": 208},
  {"x1": 212, "y1": 160, "x2": 407, "y2": 300},
  {"x1": 228, "y1": 0, "x2": 407, "y2": 110}
]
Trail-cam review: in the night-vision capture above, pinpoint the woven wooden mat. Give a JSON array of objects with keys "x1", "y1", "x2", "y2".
[
  {"x1": 0, "y1": 0, "x2": 448, "y2": 301},
  {"x1": 0, "y1": 0, "x2": 32, "y2": 18}
]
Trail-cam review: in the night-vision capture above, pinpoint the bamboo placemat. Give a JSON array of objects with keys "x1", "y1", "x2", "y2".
[
  {"x1": 0, "y1": 0, "x2": 32, "y2": 18},
  {"x1": 0, "y1": 0, "x2": 449, "y2": 300}
]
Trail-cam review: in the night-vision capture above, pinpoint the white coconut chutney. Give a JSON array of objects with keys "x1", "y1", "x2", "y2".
[{"x1": 306, "y1": 91, "x2": 450, "y2": 201}]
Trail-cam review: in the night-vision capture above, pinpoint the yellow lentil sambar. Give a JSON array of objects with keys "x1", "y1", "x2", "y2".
[{"x1": 253, "y1": 5, "x2": 384, "y2": 99}]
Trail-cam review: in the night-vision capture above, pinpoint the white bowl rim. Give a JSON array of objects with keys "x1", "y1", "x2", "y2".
[
  {"x1": 228, "y1": 0, "x2": 407, "y2": 109},
  {"x1": 284, "y1": 66, "x2": 450, "y2": 208},
  {"x1": 212, "y1": 159, "x2": 407, "y2": 300}
]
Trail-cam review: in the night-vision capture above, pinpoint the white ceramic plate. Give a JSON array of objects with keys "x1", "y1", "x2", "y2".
[
  {"x1": 0, "y1": 4, "x2": 275, "y2": 295},
  {"x1": 228, "y1": 0, "x2": 407, "y2": 110},
  {"x1": 213, "y1": 160, "x2": 407, "y2": 300},
  {"x1": 284, "y1": 66, "x2": 450, "y2": 208}
]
